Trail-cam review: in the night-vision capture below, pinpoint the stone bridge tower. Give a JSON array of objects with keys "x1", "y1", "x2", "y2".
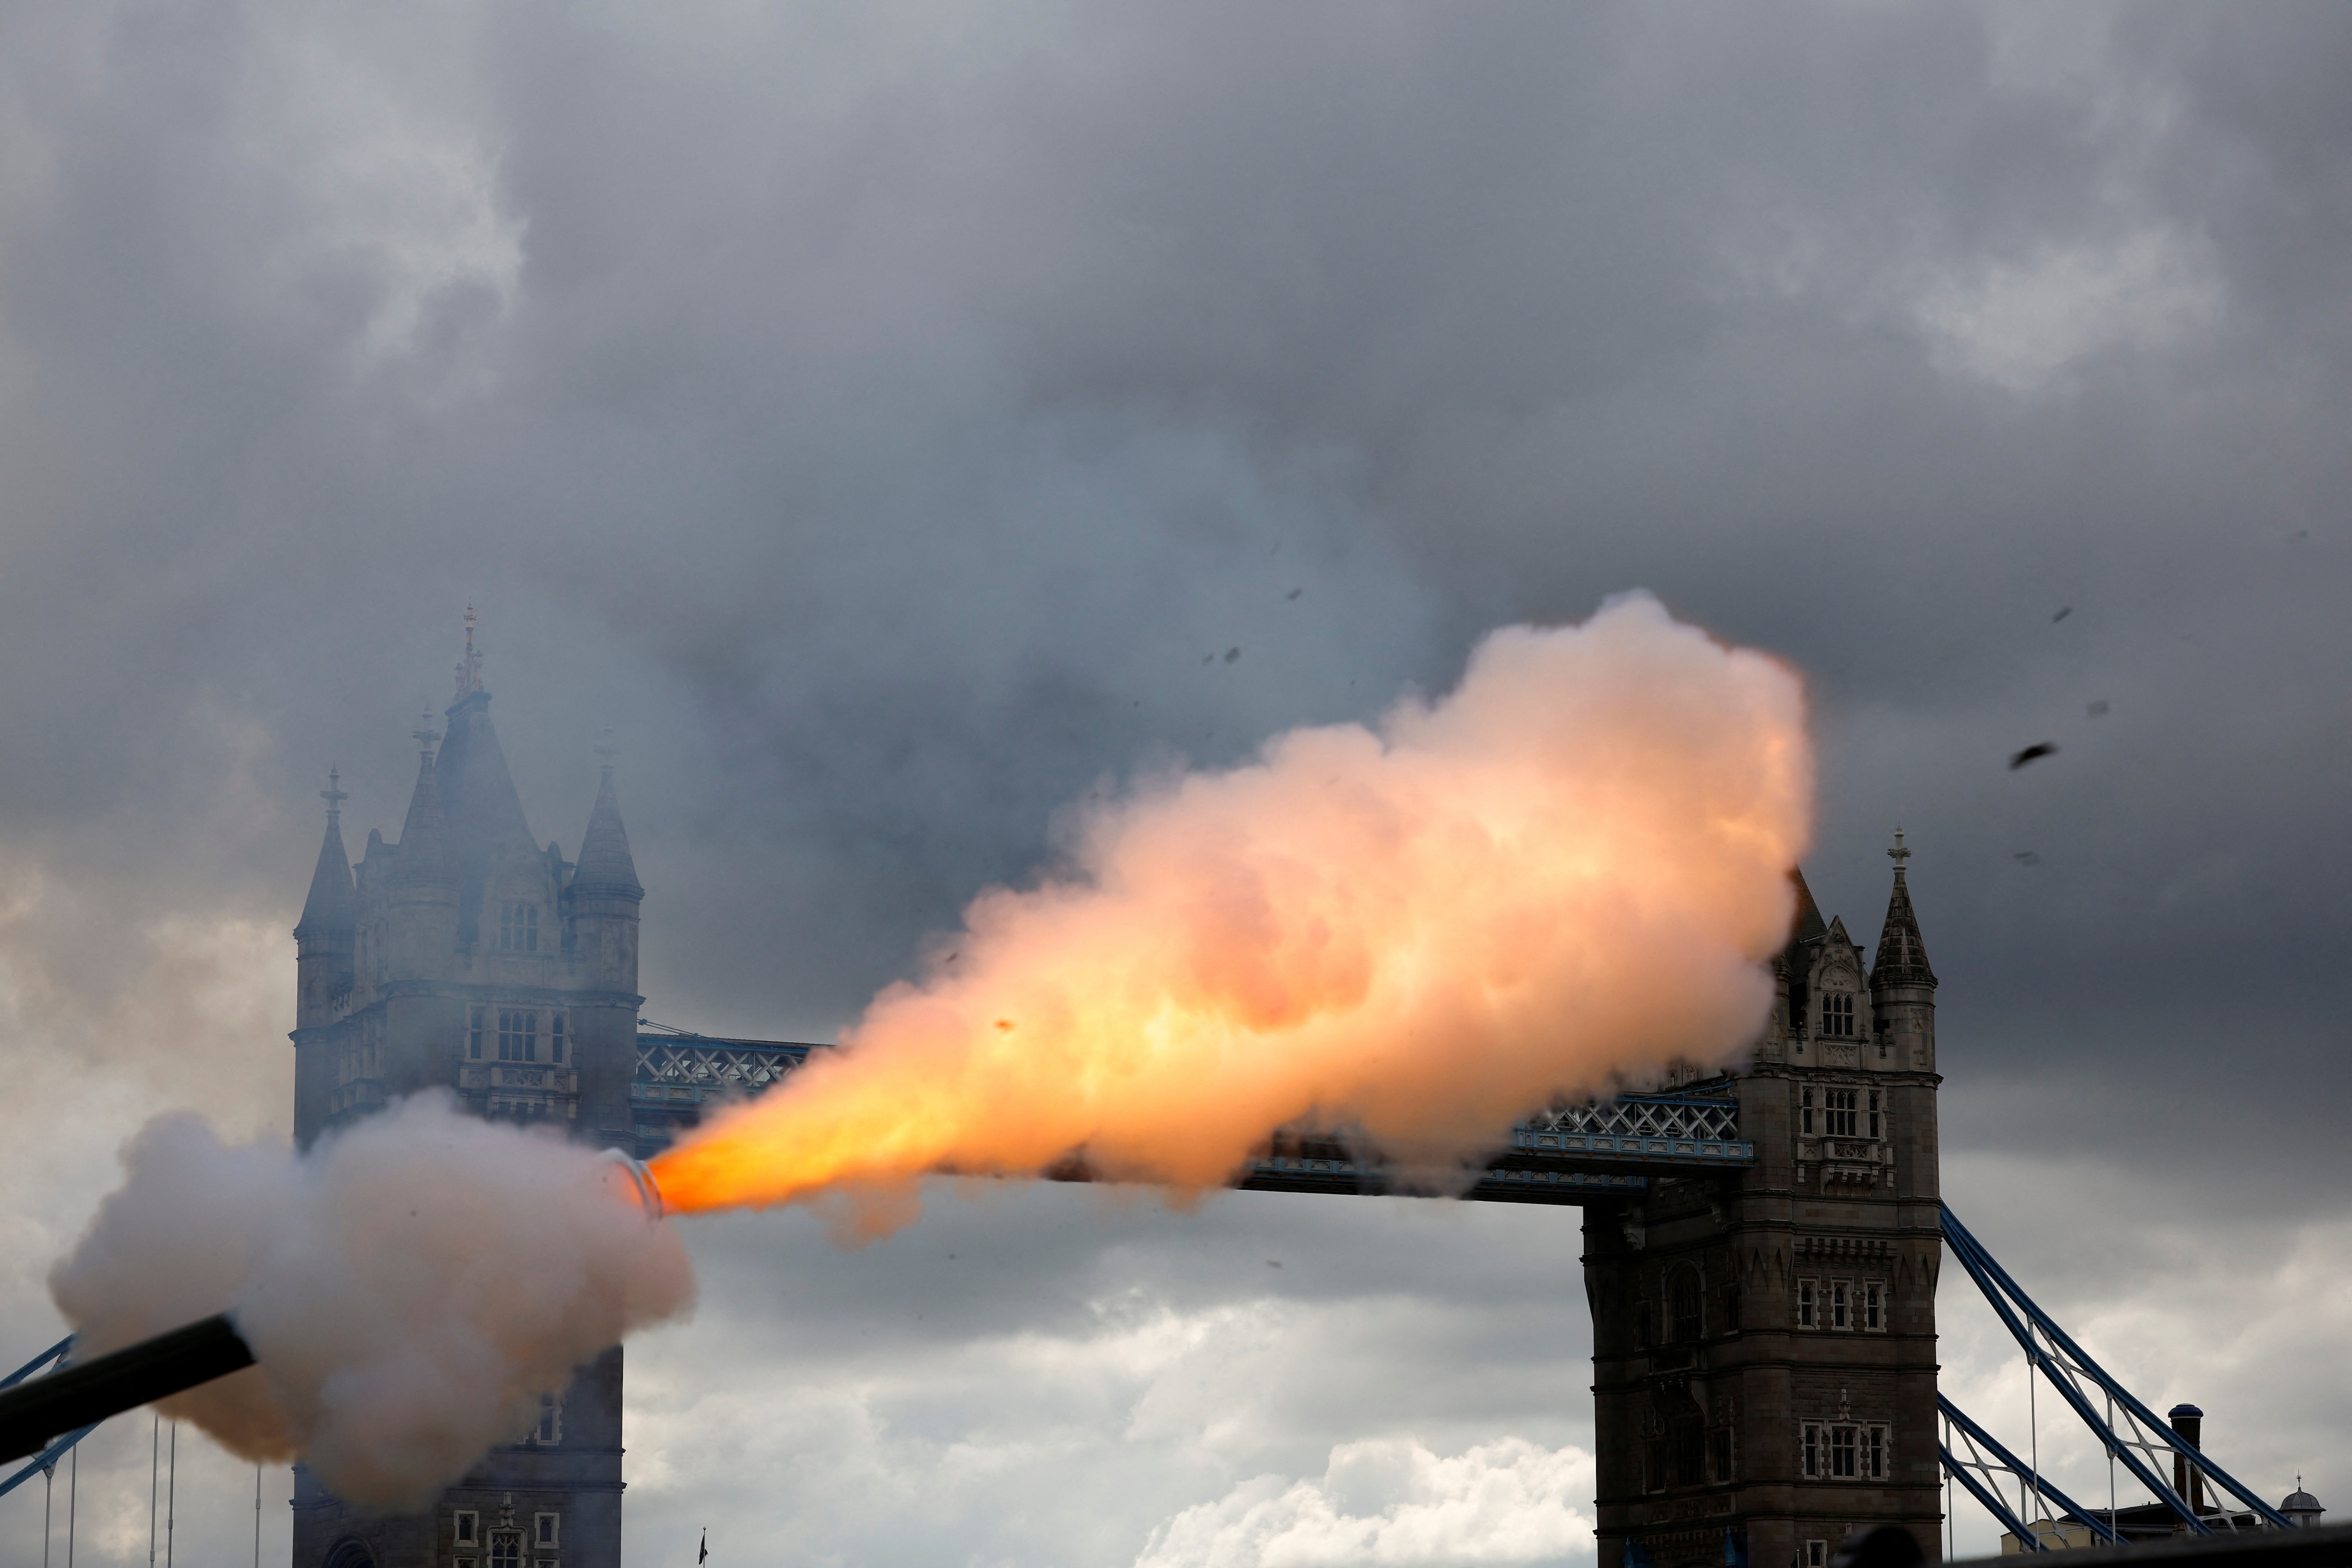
[
  {"x1": 286, "y1": 618, "x2": 644, "y2": 1568},
  {"x1": 1583, "y1": 838, "x2": 1943, "y2": 1568}
]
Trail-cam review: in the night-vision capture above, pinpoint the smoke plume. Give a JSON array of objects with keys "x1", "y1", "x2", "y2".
[
  {"x1": 48, "y1": 1094, "x2": 695, "y2": 1509},
  {"x1": 651, "y1": 593, "x2": 1812, "y2": 1233}
]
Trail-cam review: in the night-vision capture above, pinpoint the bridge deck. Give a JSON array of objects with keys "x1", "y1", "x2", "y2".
[{"x1": 631, "y1": 1031, "x2": 1755, "y2": 1201}]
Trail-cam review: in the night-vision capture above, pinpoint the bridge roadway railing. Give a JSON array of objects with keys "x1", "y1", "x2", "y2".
[
  {"x1": 631, "y1": 1031, "x2": 1755, "y2": 1198},
  {"x1": 1243, "y1": 1093, "x2": 1754, "y2": 1204}
]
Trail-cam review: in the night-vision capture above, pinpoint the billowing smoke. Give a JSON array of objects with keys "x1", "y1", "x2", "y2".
[
  {"x1": 652, "y1": 594, "x2": 1812, "y2": 1233},
  {"x1": 48, "y1": 1093, "x2": 695, "y2": 1509},
  {"x1": 43, "y1": 592, "x2": 1805, "y2": 1499}
]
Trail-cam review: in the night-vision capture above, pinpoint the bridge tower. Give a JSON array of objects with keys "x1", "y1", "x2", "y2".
[
  {"x1": 1584, "y1": 838, "x2": 1943, "y2": 1568},
  {"x1": 286, "y1": 618, "x2": 644, "y2": 1568}
]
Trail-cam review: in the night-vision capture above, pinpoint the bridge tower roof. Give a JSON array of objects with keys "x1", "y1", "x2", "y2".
[
  {"x1": 295, "y1": 769, "x2": 356, "y2": 935},
  {"x1": 389, "y1": 724, "x2": 453, "y2": 888},
  {"x1": 1870, "y1": 829, "x2": 1936, "y2": 989},
  {"x1": 572, "y1": 762, "x2": 643, "y2": 898}
]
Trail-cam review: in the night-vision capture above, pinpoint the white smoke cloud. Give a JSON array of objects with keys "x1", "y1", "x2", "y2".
[
  {"x1": 1135, "y1": 1436, "x2": 1597, "y2": 1568},
  {"x1": 48, "y1": 1093, "x2": 695, "y2": 1510}
]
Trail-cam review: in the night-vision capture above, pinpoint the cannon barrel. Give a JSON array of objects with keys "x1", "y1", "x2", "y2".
[{"x1": 0, "y1": 1314, "x2": 253, "y2": 1463}]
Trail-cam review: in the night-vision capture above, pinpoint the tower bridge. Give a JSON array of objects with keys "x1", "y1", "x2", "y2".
[
  {"x1": 302, "y1": 633, "x2": 1944, "y2": 1568},
  {"x1": 620, "y1": 840, "x2": 1943, "y2": 1568},
  {"x1": 4, "y1": 634, "x2": 2328, "y2": 1568}
]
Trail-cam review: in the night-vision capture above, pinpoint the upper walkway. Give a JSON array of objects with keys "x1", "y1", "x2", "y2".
[{"x1": 629, "y1": 1029, "x2": 1756, "y2": 1200}]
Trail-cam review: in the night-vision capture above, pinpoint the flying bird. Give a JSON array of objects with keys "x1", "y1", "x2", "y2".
[
  {"x1": 2051, "y1": 606, "x2": 2073, "y2": 623},
  {"x1": 2008, "y1": 742, "x2": 2058, "y2": 770}
]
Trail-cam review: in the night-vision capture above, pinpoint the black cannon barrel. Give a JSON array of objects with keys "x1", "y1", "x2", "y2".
[{"x1": 0, "y1": 1314, "x2": 254, "y2": 1463}]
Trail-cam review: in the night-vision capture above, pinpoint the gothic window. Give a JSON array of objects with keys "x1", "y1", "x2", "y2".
[
  {"x1": 550, "y1": 1012, "x2": 566, "y2": 1065},
  {"x1": 530, "y1": 1392, "x2": 563, "y2": 1445},
  {"x1": 499, "y1": 1011, "x2": 538, "y2": 1063},
  {"x1": 489, "y1": 1532, "x2": 523, "y2": 1568},
  {"x1": 469, "y1": 1007, "x2": 486, "y2": 1061},
  {"x1": 1709, "y1": 1426, "x2": 1734, "y2": 1482},
  {"x1": 1804, "y1": 1543, "x2": 1828, "y2": 1568},
  {"x1": 1797, "y1": 1278, "x2": 1818, "y2": 1329},
  {"x1": 534, "y1": 1512, "x2": 561, "y2": 1548},
  {"x1": 1863, "y1": 1282, "x2": 1884, "y2": 1331},
  {"x1": 454, "y1": 1512, "x2": 478, "y2": 1546},
  {"x1": 1822, "y1": 992, "x2": 1854, "y2": 1037},
  {"x1": 500, "y1": 903, "x2": 540, "y2": 953},
  {"x1": 1669, "y1": 1271, "x2": 1701, "y2": 1342},
  {"x1": 1672, "y1": 1417, "x2": 1705, "y2": 1486},
  {"x1": 1867, "y1": 1090, "x2": 1883, "y2": 1138},
  {"x1": 1826, "y1": 1089, "x2": 1859, "y2": 1137},
  {"x1": 1801, "y1": 1422, "x2": 1820, "y2": 1478},
  {"x1": 1862, "y1": 1426, "x2": 1889, "y2": 1480},
  {"x1": 1831, "y1": 1424, "x2": 1857, "y2": 1477},
  {"x1": 1830, "y1": 1280, "x2": 1851, "y2": 1330}
]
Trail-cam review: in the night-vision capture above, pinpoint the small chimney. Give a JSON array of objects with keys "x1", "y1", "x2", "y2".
[{"x1": 2168, "y1": 1404, "x2": 2206, "y2": 1516}]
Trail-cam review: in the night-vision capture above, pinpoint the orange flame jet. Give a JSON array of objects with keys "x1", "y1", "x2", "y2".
[{"x1": 648, "y1": 594, "x2": 1811, "y2": 1238}]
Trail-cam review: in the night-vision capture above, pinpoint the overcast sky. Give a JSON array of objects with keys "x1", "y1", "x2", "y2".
[{"x1": 4, "y1": 3, "x2": 2351, "y2": 1565}]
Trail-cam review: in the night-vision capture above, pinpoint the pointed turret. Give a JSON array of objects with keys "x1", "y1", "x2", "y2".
[
  {"x1": 565, "y1": 745, "x2": 644, "y2": 999},
  {"x1": 571, "y1": 766, "x2": 643, "y2": 899},
  {"x1": 1869, "y1": 831, "x2": 1936, "y2": 991},
  {"x1": 1788, "y1": 867, "x2": 1828, "y2": 947},
  {"x1": 380, "y1": 718, "x2": 460, "y2": 985},
  {"x1": 437, "y1": 692, "x2": 537, "y2": 868},
  {"x1": 1869, "y1": 828, "x2": 1938, "y2": 1075},
  {"x1": 294, "y1": 769, "x2": 358, "y2": 1029},
  {"x1": 295, "y1": 769, "x2": 357, "y2": 937},
  {"x1": 390, "y1": 734, "x2": 453, "y2": 889}
]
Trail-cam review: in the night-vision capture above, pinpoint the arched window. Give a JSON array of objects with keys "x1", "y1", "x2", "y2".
[
  {"x1": 324, "y1": 1539, "x2": 378, "y2": 1568},
  {"x1": 1822, "y1": 990, "x2": 1855, "y2": 1037},
  {"x1": 1669, "y1": 1270, "x2": 1702, "y2": 1342}
]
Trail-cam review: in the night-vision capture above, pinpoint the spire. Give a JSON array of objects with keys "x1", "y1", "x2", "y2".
[
  {"x1": 436, "y1": 607, "x2": 537, "y2": 869},
  {"x1": 454, "y1": 603, "x2": 485, "y2": 701},
  {"x1": 571, "y1": 741, "x2": 643, "y2": 899},
  {"x1": 391, "y1": 716, "x2": 453, "y2": 888},
  {"x1": 295, "y1": 767, "x2": 357, "y2": 934},
  {"x1": 1787, "y1": 866, "x2": 1828, "y2": 946},
  {"x1": 1870, "y1": 828, "x2": 1937, "y2": 989}
]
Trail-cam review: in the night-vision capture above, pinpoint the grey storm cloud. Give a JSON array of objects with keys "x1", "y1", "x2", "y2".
[{"x1": 2, "y1": 3, "x2": 2350, "y2": 1564}]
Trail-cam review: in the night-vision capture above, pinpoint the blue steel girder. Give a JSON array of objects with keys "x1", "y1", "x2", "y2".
[
  {"x1": 1939, "y1": 1203, "x2": 2292, "y2": 1534},
  {"x1": 0, "y1": 1337, "x2": 96, "y2": 1504},
  {"x1": 1940, "y1": 1440, "x2": 2051, "y2": 1553},
  {"x1": 1939, "y1": 1392, "x2": 2122, "y2": 1548}
]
